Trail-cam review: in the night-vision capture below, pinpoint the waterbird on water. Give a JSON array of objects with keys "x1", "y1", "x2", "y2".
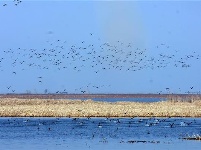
[{"x1": 169, "y1": 123, "x2": 174, "y2": 128}]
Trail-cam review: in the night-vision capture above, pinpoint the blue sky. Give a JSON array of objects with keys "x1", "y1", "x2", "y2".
[{"x1": 0, "y1": 0, "x2": 201, "y2": 94}]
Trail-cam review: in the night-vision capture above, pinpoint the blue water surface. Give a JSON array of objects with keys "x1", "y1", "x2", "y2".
[
  {"x1": 70, "y1": 97, "x2": 166, "y2": 102},
  {"x1": 0, "y1": 117, "x2": 200, "y2": 150}
]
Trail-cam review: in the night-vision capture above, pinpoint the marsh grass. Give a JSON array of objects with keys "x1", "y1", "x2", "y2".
[
  {"x1": 167, "y1": 95, "x2": 201, "y2": 103},
  {"x1": 0, "y1": 98, "x2": 200, "y2": 117}
]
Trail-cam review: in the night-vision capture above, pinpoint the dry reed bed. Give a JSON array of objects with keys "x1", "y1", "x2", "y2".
[{"x1": 0, "y1": 98, "x2": 201, "y2": 117}]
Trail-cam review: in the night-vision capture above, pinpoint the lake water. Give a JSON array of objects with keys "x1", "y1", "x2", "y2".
[
  {"x1": 0, "y1": 117, "x2": 200, "y2": 150},
  {"x1": 76, "y1": 97, "x2": 166, "y2": 102}
]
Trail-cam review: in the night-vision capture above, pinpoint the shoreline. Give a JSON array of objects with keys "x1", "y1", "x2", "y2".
[
  {"x1": 0, "y1": 93, "x2": 201, "y2": 99},
  {"x1": 0, "y1": 98, "x2": 200, "y2": 117}
]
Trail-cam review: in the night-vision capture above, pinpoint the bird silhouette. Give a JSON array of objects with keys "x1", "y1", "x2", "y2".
[{"x1": 1, "y1": 33, "x2": 200, "y2": 94}]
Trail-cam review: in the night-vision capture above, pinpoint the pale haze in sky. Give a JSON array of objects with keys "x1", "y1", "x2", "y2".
[{"x1": 0, "y1": 0, "x2": 201, "y2": 94}]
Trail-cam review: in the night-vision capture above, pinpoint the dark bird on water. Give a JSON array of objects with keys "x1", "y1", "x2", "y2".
[{"x1": 169, "y1": 123, "x2": 174, "y2": 128}]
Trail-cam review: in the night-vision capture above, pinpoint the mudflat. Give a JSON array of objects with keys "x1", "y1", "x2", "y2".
[{"x1": 0, "y1": 98, "x2": 200, "y2": 117}]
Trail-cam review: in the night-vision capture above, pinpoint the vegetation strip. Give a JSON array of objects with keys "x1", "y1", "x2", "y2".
[{"x1": 0, "y1": 98, "x2": 200, "y2": 117}]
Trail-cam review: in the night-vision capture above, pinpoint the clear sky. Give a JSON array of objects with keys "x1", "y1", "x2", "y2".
[{"x1": 0, "y1": 0, "x2": 201, "y2": 94}]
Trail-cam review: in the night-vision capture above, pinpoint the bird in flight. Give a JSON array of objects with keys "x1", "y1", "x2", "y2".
[{"x1": 7, "y1": 86, "x2": 11, "y2": 90}]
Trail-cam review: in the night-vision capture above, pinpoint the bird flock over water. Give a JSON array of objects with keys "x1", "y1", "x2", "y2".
[
  {"x1": 0, "y1": 33, "x2": 201, "y2": 94},
  {"x1": 1, "y1": 1, "x2": 201, "y2": 94}
]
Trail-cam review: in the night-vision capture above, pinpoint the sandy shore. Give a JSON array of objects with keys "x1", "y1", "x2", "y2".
[{"x1": 0, "y1": 98, "x2": 200, "y2": 117}]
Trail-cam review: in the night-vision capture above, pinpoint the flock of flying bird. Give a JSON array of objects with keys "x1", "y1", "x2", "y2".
[
  {"x1": 0, "y1": 33, "x2": 200, "y2": 94},
  {"x1": 2, "y1": 0, "x2": 22, "y2": 7},
  {"x1": 1, "y1": 1, "x2": 200, "y2": 94}
]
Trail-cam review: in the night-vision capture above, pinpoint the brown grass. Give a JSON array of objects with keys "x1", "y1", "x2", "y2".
[{"x1": 0, "y1": 98, "x2": 201, "y2": 117}]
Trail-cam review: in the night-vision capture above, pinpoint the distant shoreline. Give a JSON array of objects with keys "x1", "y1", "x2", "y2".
[
  {"x1": 0, "y1": 93, "x2": 200, "y2": 99},
  {"x1": 0, "y1": 98, "x2": 200, "y2": 117}
]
